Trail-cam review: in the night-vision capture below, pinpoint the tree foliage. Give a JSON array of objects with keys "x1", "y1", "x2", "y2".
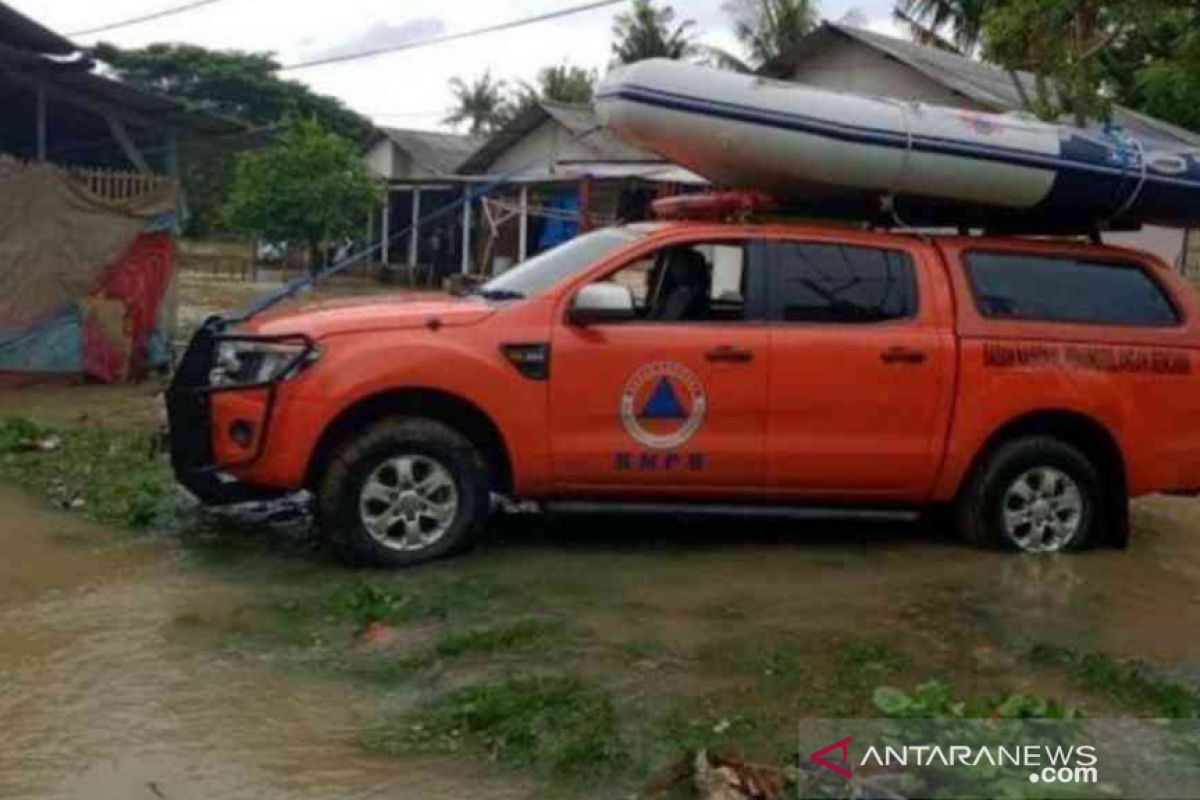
[
  {"x1": 717, "y1": 0, "x2": 820, "y2": 70},
  {"x1": 446, "y1": 64, "x2": 598, "y2": 138},
  {"x1": 93, "y1": 43, "x2": 373, "y2": 236},
  {"x1": 894, "y1": 0, "x2": 994, "y2": 55},
  {"x1": 442, "y1": 71, "x2": 510, "y2": 136},
  {"x1": 1104, "y1": 9, "x2": 1200, "y2": 132},
  {"x1": 536, "y1": 64, "x2": 598, "y2": 104},
  {"x1": 224, "y1": 117, "x2": 379, "y2": 270},
  {"x1": 980, "y1": 0, "x2": 1191, "y2": 126},
  {"x1": 92, "y1": 42, "x2": 372, "y2": 142},
  {"x1": 611, "y1": 0, "x2": 698, "y2": 65}
]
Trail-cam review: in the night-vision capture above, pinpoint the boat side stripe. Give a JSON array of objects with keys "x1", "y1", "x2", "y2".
[{"x1": 597, "y1": 84, "x2": 1200, "y2": 192}]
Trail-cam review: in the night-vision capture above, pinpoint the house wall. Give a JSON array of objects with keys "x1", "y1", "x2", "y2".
[
  {"x1": 781, "y1": 40, "x2": 986, "y2": 108},
  {"x1": 487, "y1": 119, "x2": 598, "y2": 177},
  {"x1": 366, "y1": 140, "x2": 440, "y2": 181},
  {"x1": 365, "y1": 139, "x2": 394, "y2": 179}
]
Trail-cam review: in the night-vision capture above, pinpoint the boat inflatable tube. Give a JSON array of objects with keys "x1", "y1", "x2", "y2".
[{"x1": 596, "y1": 59, "x2": 1200, "y2": 231}]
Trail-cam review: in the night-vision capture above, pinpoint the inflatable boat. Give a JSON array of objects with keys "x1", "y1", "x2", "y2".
[{"x1": 596, "y1": 59, "x2": 1200, "y2": 231}]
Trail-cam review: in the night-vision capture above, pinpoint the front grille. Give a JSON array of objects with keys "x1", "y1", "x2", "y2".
[{"x1": 166, "y1": 324, "x2": 218, "y2": 480}]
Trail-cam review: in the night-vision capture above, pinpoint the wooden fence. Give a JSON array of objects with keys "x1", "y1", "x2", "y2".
[
  {"x1": 0, "y1": 155, "x2": 175, "y2": 203},
  {"x1": 68, "y1": 166, "x2": 176, "y2": 202}
]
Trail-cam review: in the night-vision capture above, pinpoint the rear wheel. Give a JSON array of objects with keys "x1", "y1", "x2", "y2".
[
  {"x1": 316, "y1": 418, "x2": 489, "y2": 567},
  {"x1": 956, "y1": 436, "x2": 1102, "y2": 553}
]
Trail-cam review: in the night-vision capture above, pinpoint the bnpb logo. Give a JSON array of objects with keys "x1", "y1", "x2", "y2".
[{"x1": 620, "y1": 361, "x2": 707, "y2": 449}]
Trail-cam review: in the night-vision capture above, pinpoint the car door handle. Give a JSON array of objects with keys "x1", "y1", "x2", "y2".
[
  {"x1": 880, "y1": 346, "x2": 928, "y2": 365},
  {"x1": 706, "y1": 345, "x2": 754, "y2": 363}
]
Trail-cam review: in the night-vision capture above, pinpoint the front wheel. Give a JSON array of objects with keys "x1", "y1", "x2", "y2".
[
  {"x1": 316, "y1": 418, "x2": 490, "y2": 567},
  {"x1": 956, "y1": 436, "x2": 1103, "y2": 553}
]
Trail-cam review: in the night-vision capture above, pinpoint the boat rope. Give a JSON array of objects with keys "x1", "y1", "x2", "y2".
[
  {"x1": 223, "y1": 125, "x2": 607, "y2": 325},
  {"x1": 1106, "y1": 135, "x2": 1149, "y2": 228},
  {"x1": 882, "y1": 99, "x2": 917, "y2": 230}
]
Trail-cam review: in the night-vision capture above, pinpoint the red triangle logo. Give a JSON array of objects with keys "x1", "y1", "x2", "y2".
[{"x1": 810, "y1": 735, "x2": 853, "y2": 778}]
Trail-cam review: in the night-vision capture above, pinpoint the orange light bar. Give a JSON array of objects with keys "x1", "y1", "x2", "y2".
[{"x1": 651, "y1": 191, "x2": 777, "y2": 221}]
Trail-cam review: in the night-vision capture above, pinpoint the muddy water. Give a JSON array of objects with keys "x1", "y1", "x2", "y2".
[
  {"x1": 0, "y1": 487, "x2": 522, "y2": 800},
  {"x1": 3, "y1": 479, "x2": 1200, "y2": 799},
  {"x1": 517, "y1": 496, "x2": 1200, "y2": 674}
]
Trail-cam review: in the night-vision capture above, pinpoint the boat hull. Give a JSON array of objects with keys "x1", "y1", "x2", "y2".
[{"x1": 596, "y1": 59, "x2": 1200, "y2": 231}]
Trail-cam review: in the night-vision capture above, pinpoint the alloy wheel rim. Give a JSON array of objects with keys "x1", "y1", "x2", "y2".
[
  {"x1": 358, "y1": 454, "x2": 459, "y2": 552},
  {"x1": 1001, "y1": 466, "x2": 1084, "y2": 553}
]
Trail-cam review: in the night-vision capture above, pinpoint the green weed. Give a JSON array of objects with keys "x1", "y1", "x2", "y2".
[
  {"x1": 0, "y1": 416, "x2": 172, "y2": 529},
  {"x1": 872, "y1": 678, "x2": 1076, "y2": 719},
  {"x1": 434, "y1": 618, "x2": 570, "y2": 657},
  {"x1": 1030, "y1": 644, "x2": 1199, "y2": 718},
  {"x1": 360, "y1": 674, "x2": 626, "y2": 779}
]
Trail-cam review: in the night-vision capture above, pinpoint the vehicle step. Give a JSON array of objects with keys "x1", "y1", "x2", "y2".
[{"x1": 541, "y1": 501, "x2": 922, "y2": 522}]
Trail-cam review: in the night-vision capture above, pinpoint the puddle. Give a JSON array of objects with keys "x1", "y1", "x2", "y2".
[
  {"x1": 3, "y1": 465, "x2": 1199, "y2": 798},
  {"x1": 0, "y1": 486, "x2": 527, "y2": 800},
  {"x1": 493, "y1": 499, "x2": 1200, "y2": 672}
]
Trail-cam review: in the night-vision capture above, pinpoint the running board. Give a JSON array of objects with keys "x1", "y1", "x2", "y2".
[{"x1": 541, "y1": 501, "x2": 922, "y2": 522}]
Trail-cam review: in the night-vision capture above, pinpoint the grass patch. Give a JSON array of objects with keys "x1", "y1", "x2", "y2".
[
  {"x1": 327, "y1": 575, "x2": 522, "y2": 627},
  {"x1": 361, "y1": 674, "x2": 626, "y2": 780},
  {"x1": 435, "y1": 618, "x2": 570, "y2": 658},
  {"x1": 872, "y1": 679, "x2": 1076, "y2": 719},
  {"x1": 0, "y1": 416, "x2": 173, "y2": 528},
  {"x1": 1030, "y1": 644, "x2": 1200, "y2": 718}
]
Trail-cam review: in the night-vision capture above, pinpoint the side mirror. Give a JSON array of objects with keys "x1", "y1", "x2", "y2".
[{"x1": 569, "y1": 283, "x2": 635, "y2": 325}]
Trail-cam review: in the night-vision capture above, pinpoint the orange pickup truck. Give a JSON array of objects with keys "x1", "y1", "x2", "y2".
[{"x1": 167, "y1": 222, "x2": 1200, "y2": 566}]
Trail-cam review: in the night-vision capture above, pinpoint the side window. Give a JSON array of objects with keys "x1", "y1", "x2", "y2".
[
  {"x1": 771, "y1": 242, "x2": 917, "y2": 322},
  {"x1": 600, "y1": 242, "x2": 754, "y2": 322},
  {"x1": 965, "y1": 252, "x2": 1179, "y2": 326}
]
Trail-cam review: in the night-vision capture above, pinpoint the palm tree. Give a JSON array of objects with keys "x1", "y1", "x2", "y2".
[
  {"x1": 442, "y1": 71, "x2": 509, "y2": 135},
  {"x1": 717, "y1": 0, "x2": 820, "y2": 71},
  {"x1": 537, "y1": 64, "x2": 597, "y2": 104},
  {"x1": 611, "y1": 0, "x2": 698, "y2": 65},
  {"x1": 894, "y1": 0, "x2": 1036, "y2": 111},
  {"x1": 893, "y1": 0, "x2": 991, "y2": 55}
]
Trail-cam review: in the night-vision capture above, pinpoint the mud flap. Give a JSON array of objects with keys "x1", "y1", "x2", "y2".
[{"x1": 1108, "y1": 493, "x2": 1131, "y2": 549}]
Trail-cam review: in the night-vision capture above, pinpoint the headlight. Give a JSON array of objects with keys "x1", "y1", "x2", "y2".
[{"x1": 209, "y1": 338, "x2": 319, "y2": 388}]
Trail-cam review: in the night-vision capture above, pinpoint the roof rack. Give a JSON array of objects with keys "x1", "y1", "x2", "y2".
[{"x1": 651, "y1": 191, "x2": 1139, "y2": 241}]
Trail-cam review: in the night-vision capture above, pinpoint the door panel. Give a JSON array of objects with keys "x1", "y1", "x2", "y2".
[
  {"x1": 551, "y1": 324, "x2": 768, "y2": 491},
  {"x1": 549, "y1": 239, "x2": 770, "y2": 493},
  {"x1": 765, "y1": 240, "x2": 954, "y2": 499}
]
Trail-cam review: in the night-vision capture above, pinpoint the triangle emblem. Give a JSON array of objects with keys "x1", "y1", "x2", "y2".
[{"x1": 638, "y1": 377, "x2": 687, "y2": 419}]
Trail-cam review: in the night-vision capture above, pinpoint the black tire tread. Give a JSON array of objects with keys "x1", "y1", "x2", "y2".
[
  {"x1": 956, "y1": 435, "x2": 1103, "y2": 552},
  {"x1": 316, "y1": 417, "x2": 489, "y2": 567}
]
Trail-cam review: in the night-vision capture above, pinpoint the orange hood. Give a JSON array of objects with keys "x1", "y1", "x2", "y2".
[{"x1": 241, "y1": 291, "x2": 498, "y2": 338}]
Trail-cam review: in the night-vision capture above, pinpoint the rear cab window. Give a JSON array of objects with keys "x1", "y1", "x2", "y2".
[
  {"x1": 964, "y1": 251, "x2": 1180, "y2": 327},
  {"x1": 766, "y1": 241, "x2": 919, "y2": 323}
]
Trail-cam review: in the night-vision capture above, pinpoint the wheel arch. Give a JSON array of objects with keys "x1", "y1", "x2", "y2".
[
  {"x1": 305, "y1": 387, "x2": 514, "y2": 496},
  {"x1": 959, "y1": 408, "x2": 1130, "y2": 546}
]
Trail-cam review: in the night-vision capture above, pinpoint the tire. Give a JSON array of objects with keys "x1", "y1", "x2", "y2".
[
  {"x1": 956, "y1": 436, "x2": 1103, "y2": 553},
  {"x1": 315, "y1": 417, "x2": 490, "y2": 567}
]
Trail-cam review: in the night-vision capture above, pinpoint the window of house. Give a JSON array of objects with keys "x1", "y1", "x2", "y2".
[
  {"x1": 965, "y1": 252, "x2": 1179, "y2": 326},
  {"x1": 771, "y1": 242, "x2": 917, "y2": 322}
]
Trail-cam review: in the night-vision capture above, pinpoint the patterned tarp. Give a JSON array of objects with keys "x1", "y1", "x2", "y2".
[{"x1": 0, "y1": 162, "x2": 176, "y2": 382}]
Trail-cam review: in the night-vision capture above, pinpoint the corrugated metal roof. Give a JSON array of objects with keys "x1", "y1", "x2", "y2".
[
  {"x1": 377, "y1": 127, "x2": 483, "y2": 174},
  {"x1": 0, "y1": 2, "x2": 75, "y2": 55},
  {"x1": 764, "y1": 22, "x2": 1200, "y2": 148},
  {"x1": 458, "y1": 100, "x2": 658, "y2": 175}
]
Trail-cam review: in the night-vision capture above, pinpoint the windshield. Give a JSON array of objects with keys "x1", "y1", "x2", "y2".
[{"x1": 477, "y1": 227, "x2": 647, "y2": 299}]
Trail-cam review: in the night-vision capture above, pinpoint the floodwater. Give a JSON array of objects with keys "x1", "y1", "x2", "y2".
[
  {"x1": 501, "y1": 496, "x2": 1200, "y2": 682},
  {"x1": 0, "y1": 486, "x2": 524, "y2": 800},
  {"x1": 2, "y1": 477, "x2": 1200, "y2": 799}
]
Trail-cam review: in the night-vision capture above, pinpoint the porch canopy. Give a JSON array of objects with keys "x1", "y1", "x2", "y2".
[{"x1": 0, "y1": 3, "x2": 250, "y2": 173}]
